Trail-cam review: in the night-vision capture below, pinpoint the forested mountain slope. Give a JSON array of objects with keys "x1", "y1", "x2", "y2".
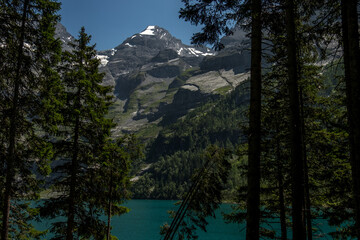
[
  {"x1": 132, "y1": 81, "x2": 250, "y2": 199},
  {"x1": 56, "y1": 24, "x2": 250, "y2": 139}
]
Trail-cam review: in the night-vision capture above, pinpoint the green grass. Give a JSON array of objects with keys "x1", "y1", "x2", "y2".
[
  {"x1": 136, "y1": 123, "x2": 162, "y2": 140},
  {"x1": 214, "y1": 85, "x2": 233, "y2": 95}
]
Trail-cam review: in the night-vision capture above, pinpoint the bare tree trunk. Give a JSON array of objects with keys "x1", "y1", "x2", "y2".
[
  {"x1": 106, "y1": 202, "x2": 112, "y2": 240},
  {"x1": 66, "y1": 89, "x2": 81, "y2": 240},
  {"x1": 341, "y1": 0, "x2": 360, "y2": 237},
  {"x1": 299, "y1": 88, "x2": 312, "y2": 240},
  {"x1": 276, "y1": 125, "x2": 287, "y2": 240},
  {"x1": 106, "y1": 169, "x2": 113, "y2": 240},
  {"x1": 303, "y1": 155, "x2": 312, "y2": 240},
  {"x1": 285, "y1": 0, "x2": 305, "y2": 239},
  {"x1": 246, "y1": 0, "x2": 262, "y2": 239},
  {"x1": 1, "y1": 1, "x2": 29, "y2": 239},
  {"x1": 278, "y1": 168, "x2": 287, "y2": 240}
]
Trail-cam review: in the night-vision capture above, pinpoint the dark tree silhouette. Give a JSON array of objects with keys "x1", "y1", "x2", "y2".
[{"x1": 179, "y1": 1, "x2": 263, "y2": 238}]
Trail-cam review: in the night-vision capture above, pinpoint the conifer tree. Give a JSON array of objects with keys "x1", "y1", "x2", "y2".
[
  {"x1": 261, "y1": 43, "x2": 292, "y2": 240},
  {"x1": 0, "y1": 0, "x2": 61, "y2": 239},
  {"x1": 284, "y1": 1, "x2": 306, "y2": 238},
  {"x1": 99, "y1": 134, "x2": 142, "y2": 240},
  {"x1": 295, "y1": 0, "x2": 360, "y2": 237},
  {"x1": 261, "y1": 27, "x2": 325, "y2": 238},
  {"x1": 340, "y1": 0, "x2": 360, "y2": 237},
  {"x1": 101, "y1": 140, "x2": 130, "y2": 240},
  {"x1": 161, "y1": 146, "x2": 231, "y2": 240},
  {"x1": 179, "y1": 1, "x2": 263, "y2": 238},
  {"x1": 246, "y1": 1, "x2": 262, "y2": 238},
  {"x1": 40, "y1": 27, "x2": 113, "y2": 240}
]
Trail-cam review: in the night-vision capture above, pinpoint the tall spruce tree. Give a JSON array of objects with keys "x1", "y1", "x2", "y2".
[
  {"x1": 179, "y1": 1, "x2": 263, "y2": 238},
  {"x1": 0, "y1": 0, "x2": 61, "y2": 239},
  {"x1": 40, "y1": 27, "x2": 113, "y2": 240},
  {"x1": 309, "y1": 0, "x2": 360, "y2": 237},
  {"x1": 284, "y1": 0, "x2": 306, "y2": 238},
  {"x1": 261, "y1": 34, "x2": 292, "y2": 239},
  {"x1": 262, "y1": 26, "x2": 325, "y2": 239},
  {"x1": 99, "y1": 134, "x2": 143, "y2": 240},
  {"x1": 340, "y1": 0, "x2": 360, "y2": 237},
  {"x1": 302, "y1": 0, "x2": 360, "y2": 237},
  {"x1": 246, "y1": 0, "x2": 262, "y2": 238},
  {"x1": 101, "y1": 140, "x2": 130, "y2": 240}
]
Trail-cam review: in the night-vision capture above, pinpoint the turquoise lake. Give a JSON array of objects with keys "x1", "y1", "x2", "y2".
[{"x1": 35, "y1": 199, "x2": 337, "y2": 239}]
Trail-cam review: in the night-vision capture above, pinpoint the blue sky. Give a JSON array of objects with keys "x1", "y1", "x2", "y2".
[{"x1": 59, "y1": 0, "x2": 203, "y2": 50}]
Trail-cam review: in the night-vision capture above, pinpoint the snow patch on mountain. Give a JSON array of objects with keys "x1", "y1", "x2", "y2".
[
  {"x1": 201, "y1": 52, "x2": 215, "y2": 56},
  {"x1": 188, "y1": 48, "x2": 204, "y2": 57},
  {"x1": 111, "y1": 48, "x2": 117, "y2": 55},
  {"x1": 140, "y1": 26, "x2": 156, "y2": 36},
  {"x1": 160, "y1": 33, "x2": 167, "y2": 39},
  {"x1": 177, "y1": 48, "x2": 183, "y2": 55},
  {"x1": 177, "y1": 47, "x2": 215, "y2": 57},
  {"x1": 125, "y1": 43, "x2": 135, "y2": 48},
  {"x1": 186, "y1": 47, "x2": 215, "y2": 57},
  {"x1": 96, "y1": 55, "x2": 109, "y2": 66}
]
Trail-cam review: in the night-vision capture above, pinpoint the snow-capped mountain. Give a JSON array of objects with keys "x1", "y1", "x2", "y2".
[
  {"x1": 119, "y1": 25, "x2": 214, "y2": 58},
  {"x1": 56, "y1": 24, "x2": 250, "y2": 137},
  {"x1": 95, "y1": 25, "x2": 216, "y2": 85}
]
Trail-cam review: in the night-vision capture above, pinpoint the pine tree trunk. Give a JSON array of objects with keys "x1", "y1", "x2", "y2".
[
  {"x1": 106, "y1": 202, "x2": 112, "y2": 240},
  {"x1": 303, "y1": 156, "x2": 312, "y2": 240},
  {"x1": 299, "y1": 88, "x2": 312, "y2": 240},
  {"x1": 341, "y1": 0, "x2": 360, "y2": 237},
  {"x1": 284, "y1": 0, "x2": 305, "y2": 239},
  {"x1": 107, "y1": 169, "x2": 113, "y2": 240},
  {"x1": 276, "y1": 126, "x2": 287, "y2": 240},
  {"x1": 246, "y1": 0, "x2": 262, "y2": 239},
  {"x1": 278, "y1": 167, "x2": 287, "y2": 240},
  {"x1": 66, "y1": 89, "x2": 81, "y2": 240},
  {"x1": 1, "y1": 1, "x2": 29, "y2": 239}
]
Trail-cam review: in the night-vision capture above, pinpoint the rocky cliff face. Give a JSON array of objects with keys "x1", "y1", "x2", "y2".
[
  {"x1": 96, "y1": 26, "x2": 215, "y2": 85},
  {"x1": 56, "y1": 24, "x2": 250, "y2": 138},
  {"x1": 55, "y1": 23, "x2": 75, "y2": 52}
]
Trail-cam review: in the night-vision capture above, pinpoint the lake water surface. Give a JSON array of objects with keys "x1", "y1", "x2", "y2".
[
  {"x1": 110, "y1": 200, "x2": 244, "y2": 240},
  {"x1": 37, "y1": 199, "x2": 244, "y2": 239},
  {"x1": 37, "y1": 199, "x2": 336, "y2": 239}
]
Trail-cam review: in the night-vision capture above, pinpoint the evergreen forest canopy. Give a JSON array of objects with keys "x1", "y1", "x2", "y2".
[
  {"x1": 0, "y1": 1, "x2": 142, "y2": 239},
  {"x1": 148, "y1": 0, "x2": 360, "y2": 239},
  {"x1": 0, "y1": 0, "x2": 360, "y2": 240}
]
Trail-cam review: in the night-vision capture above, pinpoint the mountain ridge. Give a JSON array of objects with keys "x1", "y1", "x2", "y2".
[{"x1": 55, "y1": 23, "x2": 250, "y2": 139}]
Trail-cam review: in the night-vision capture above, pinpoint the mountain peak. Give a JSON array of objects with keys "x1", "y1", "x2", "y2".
[
  {"x1": 94, "y1": 25, "x2": 215, "y2": 70},
  {"x1": 118, "y1": 26, "x2": 182, "y2": 52},
  {"x1": 132, "y1": 25, "x2": 172, "y2": 40},
  {"x1": 139, "y1": 25, "x2": 158, "y2": 36}
]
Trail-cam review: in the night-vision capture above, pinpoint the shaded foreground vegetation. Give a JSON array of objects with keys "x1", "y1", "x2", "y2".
[
  {"x1": 141, "y1": 0, "x2": 360, "y2": 239},
  {"x1": 1, "y1": 0, "x2": 360, "y2": 240}
]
